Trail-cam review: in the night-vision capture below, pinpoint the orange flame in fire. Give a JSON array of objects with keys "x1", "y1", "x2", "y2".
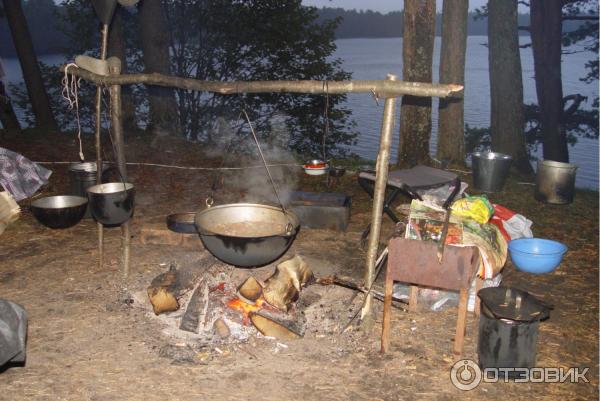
[{"x1": 227, "y1": 296, "x2": 265, "y2": 325}]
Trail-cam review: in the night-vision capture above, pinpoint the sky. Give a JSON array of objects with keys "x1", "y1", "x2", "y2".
[{"x1": 301, "y1": 0, "x2": 489, "y2": 13}]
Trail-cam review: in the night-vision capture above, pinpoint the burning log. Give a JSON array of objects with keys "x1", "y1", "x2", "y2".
[
  {"x1": 263, "y1": 255, "x2": 313, "y2": 311},
  {"x1": 179, "y1": 281, "x2": 208, "y2": 333},
  {"x1": 147, "y1": 254, "x2": 218, "y2": 315},
  {"x1": 237, "y1": 276, "x2": 263, "y2": 304},
  {"x1": 147, "y1": 265, "x2": 181, "y2": 315},
  {"x1": 250, "y1": 309, "x2": 305, "y2": 340},
  {"x1": 213, "y1": 318, "x2": 230, "y2": 339}
]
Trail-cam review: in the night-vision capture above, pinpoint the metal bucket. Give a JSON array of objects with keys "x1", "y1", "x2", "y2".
[
  {"x1": 477, "y1": 287, "x2": 551, "y2": 379},
  {"x1": 535, "y1": 160, "x2": 578, "y2": 204},
  {"x1": 471, "y1": 152, "x2": 513, "y2": 192},
  {"x1": 68, "y1": 162, "x2": 110, "y2": 217}
]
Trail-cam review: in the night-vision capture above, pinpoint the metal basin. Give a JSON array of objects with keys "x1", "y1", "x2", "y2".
[
  {"x1": 87, "y1": 182, "x2": 135, "y2": 226},
  {"x1": 194, "y1": 203, "x2": 300, "y2": 267},
  {"x1": 166, "y1": 212, "x2": 197, "y2": 234},
  {"x1": 30, "y1": 195, "x2": 88, "y2": 229}
]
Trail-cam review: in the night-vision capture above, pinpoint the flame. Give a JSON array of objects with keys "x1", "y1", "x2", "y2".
[{"x1": 227, "y1": 296, "x2": 265, "y2": 325}]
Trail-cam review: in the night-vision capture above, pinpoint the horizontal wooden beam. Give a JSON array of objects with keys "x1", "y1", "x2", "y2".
[{"x1": 60, "y1": 65, "x2": 463, "y2": 99}]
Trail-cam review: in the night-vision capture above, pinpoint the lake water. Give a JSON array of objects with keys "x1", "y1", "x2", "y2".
[
  {"x1": 334, "y1": 36, "x2": 599, "y2": 189},
  {"x1": 2, "y1": 36, "x2": 598, "y2": 188}
]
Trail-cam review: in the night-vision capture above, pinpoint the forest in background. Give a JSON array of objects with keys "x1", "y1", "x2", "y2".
[{"x1": 0, "y1": 2, "x2": 590, "y2": 56}]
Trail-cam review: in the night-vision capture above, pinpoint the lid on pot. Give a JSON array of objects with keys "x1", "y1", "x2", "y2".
[{"x1": 478, "y1": 286, "x2": 551, "y2": 322}]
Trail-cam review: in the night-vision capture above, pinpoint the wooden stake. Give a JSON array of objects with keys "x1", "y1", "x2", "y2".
[
  {"x1": 95, "y1": 23, "x2": 109, "y2": 271},
  {"x1": 108, "y1": 59, "x2": 130, "y2": 280},
  {"x1": 361, "y1": 74, "x2": 398, "y2": 322}
]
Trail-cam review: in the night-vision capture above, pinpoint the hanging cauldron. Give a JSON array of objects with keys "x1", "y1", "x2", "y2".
[
  {"x1": 194, "y1": 203, "x2": 300, "y2": 267},
  {"x1": 87, "y1": 182, "x2": 135, "y2": 226}
]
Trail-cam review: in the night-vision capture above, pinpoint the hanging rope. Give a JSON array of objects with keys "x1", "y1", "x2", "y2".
[{"x1": 62, "y1": 63, "x2": 85, "y2": 161}]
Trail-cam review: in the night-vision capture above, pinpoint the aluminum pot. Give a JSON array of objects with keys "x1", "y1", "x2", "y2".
[
  {"x1": 87, "y1": 182, "x2": 135, "y2": 226},
  {"x1": 30, "y1": 195, "x2": 88, "y2": 229},
  {"x1": 194, "y1": 203, "x2": 300, "y2": 267}
]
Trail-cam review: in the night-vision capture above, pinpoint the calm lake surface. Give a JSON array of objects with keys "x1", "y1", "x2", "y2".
[
  {"x1": 334, "y1": 36, "x2": 599, "y2": 189},
  {"x1": 2, "y1": 36, "x2": 598, "y2": 188}
]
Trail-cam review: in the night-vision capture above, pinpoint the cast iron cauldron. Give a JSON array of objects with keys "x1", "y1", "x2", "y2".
[
  {"x1": 194, "y1": 203, "x2": 300, "y2": 267},
  {"x1": 30, "y1": 195, "x2": 88, "y2": 229},
  {"x1": 87, "y1": 182, "x2": 135, "y2": 226}
]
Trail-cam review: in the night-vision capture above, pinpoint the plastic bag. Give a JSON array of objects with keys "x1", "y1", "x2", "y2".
[
  {"x1": 451, "y1": 195, "x2": 494, "y2": 224},
  {"x1": 490, "y1": 204, "x2": 533, "y2": 241}
]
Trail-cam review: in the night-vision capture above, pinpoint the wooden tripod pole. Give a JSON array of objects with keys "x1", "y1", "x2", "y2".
[
  {"x1": 95, "y1": 23, "x2": 109, "y2": 270},
  {"x1": 361, "y1": 74, "x2": 398, "y2": 322},
  {"x1": 108, "y1": 61, "x2": 130, "y2": 280}
]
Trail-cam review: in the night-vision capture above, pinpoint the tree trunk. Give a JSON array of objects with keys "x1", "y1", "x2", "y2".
[
  {"x1": 398, "y1": 0, "x2": 436, "y2": 168},
  {"x1": 530, "y1": 0, "x2": 568, "y2": 162},
  {"x1": 437, "y1": 0, "x2": 468, "y2": 167},
  {"x1": 0, "y1": 82, "x2": 21, "y2": 131},
  {"x1": 488, "y1": 0, "x2": 533, "y2": 174},
  {"x1": 108, "y1": 7, "x2": 138, "y2": 132},
  {"x1": 2, "y1": 0, "x2": 57, "y2": 131},
  {"x1": 138, "y1": 0, "x2": 181, "y2": 137}
]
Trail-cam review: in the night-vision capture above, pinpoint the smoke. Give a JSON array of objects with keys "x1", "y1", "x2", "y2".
[{"x1": 208, "y1": 113, "x2": 299, "y2": 206}]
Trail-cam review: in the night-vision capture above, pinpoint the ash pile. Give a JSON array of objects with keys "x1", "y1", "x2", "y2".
[{"x1": 134, "y1": 253, "x2": 366, "y2": 362}]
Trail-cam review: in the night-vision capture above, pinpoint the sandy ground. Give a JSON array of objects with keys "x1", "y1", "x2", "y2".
[{"x1": 0, "y1": 132, "x2": 598, "y2": 400}]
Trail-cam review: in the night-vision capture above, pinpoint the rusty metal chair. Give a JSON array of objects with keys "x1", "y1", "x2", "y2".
[
  {"x1": 381, "y1": 238, "x2": 482, "y2": 359},
  {"x1": 357, "y1": 165, "x2": 460, "y2": 241}
]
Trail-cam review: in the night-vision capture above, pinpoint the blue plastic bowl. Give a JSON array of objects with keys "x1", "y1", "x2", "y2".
[{"x1": 508, "y1": 238, "x2": 568, "y2": 274}]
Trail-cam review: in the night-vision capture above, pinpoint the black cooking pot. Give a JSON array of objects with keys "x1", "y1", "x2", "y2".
[
  {"x1": 30, "y1": 195, "x2": 88, "y2": 229},
  {"x1": 194, "y1": 203, "x2": 299, "y2": 267},
  {"x1": 87, "y1": 182, "x2": 135, "y2": 226}
]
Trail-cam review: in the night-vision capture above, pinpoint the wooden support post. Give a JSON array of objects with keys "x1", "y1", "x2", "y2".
[
  {"x1": 361, "y1": 74, "x2": 398, "y2": 322},
  {"x1": 95, "y1": 23, "x2": 109, "y2": 271},
  {"x1": 108, "y1": 59, "x2": 130, "y2": 280},
  {"x1": 454, "y1": 288, "x2": 469, "y2": 359},
  {"x1": 474, "y1": 277, "x2": 483, "y2": 316},
  {"x1": 380, "y1": 264, "x2": 394, "y2": 353}
]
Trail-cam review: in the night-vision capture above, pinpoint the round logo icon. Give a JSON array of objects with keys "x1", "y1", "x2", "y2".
[{"x1": 450, "y1": 359, "x2": 482, "y2": 391}]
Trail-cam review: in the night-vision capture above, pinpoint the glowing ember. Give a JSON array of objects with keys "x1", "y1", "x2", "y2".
[{"x1": 227, "y1": 296, "x2": 265, "y2": 325}]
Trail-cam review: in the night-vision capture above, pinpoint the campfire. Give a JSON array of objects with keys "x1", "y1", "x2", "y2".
[{"x1": 145, "y1": 254, "x2": 313, "y2": 346}]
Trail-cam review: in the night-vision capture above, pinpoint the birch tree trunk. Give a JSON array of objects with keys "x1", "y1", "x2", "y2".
[
  {"x1": 397, "y1": 0, "x2": 436, "y2": 168},
  {"x1": 2, "y1": 0, "x2": 57, "y2": 131},
  {"x1": 139, "y1": 0, "x2": 181, "y2": 137},
  {"x1": 488, "y1": 0, "x2": 533, "y2": 174},
  {"x1": 530, "y1": 0, "x2": 568, "y2": 162},
  {"x1": 437, "y1": 0, "x2": 468, "y2": 167}
]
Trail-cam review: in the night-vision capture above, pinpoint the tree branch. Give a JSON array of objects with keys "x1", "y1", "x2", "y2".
[
  {"x1": 60, "y1": 66, "x2": 464, "y2": 99},
  {"x1": 563, "y1": 94, "x2": 587, "y2": 117}
]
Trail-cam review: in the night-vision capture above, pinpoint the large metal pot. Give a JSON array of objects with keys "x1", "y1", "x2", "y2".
[
  {"x1": 194, "y1": 203, "x2": 300, "y2": 267},
  {"x1": 87, "y1": 182, "x2": 135, "y2": 226}
]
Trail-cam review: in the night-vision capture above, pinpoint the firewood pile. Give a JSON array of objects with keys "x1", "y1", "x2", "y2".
[{"x1": 138, "y1": 253, "x2": 362, "y2": 353}]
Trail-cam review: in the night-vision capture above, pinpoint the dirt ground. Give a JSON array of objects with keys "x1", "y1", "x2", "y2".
[{"x1": 0, "y1": 130, "x2": 598, "y2": 400}]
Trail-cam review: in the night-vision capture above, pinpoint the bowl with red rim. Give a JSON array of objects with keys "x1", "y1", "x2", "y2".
[{"x1": 303, "y1": 159, "x2": 329, "y2": 176}]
